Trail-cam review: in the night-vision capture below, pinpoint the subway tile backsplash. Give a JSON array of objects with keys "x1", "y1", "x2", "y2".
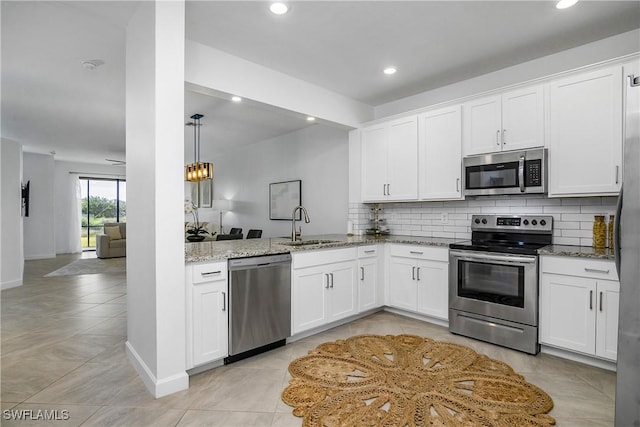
[{"x1": 349, "y1": 195, "x2": 618, "y2": 247}]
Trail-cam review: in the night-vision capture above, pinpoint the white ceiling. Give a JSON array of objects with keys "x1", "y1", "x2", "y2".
[{"x1": 2, "y1": 1, "x2": 639, "y2": 164}]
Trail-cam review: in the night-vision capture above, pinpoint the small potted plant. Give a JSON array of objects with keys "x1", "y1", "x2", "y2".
[{"x1": 185, "y1": 201, "x2": 209, "y2": 242}]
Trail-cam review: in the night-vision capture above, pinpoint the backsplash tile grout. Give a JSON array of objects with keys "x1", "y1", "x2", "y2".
[{"x1": 349, "y1": 195, "x2": 617, "y2": 246}]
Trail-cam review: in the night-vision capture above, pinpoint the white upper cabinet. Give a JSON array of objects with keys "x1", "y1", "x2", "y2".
[
  {"x1": 418, "y1": 105, "x2": 463, "y2": 201},
  {"x1": 463, "y1": 85, "x2": 544, "y2": 156},
  {"x1": 361, "y1": 116, "x2": 418, "y2": 202},
  {"x1": 548, "y1": 65, "x2": 623, "y2": 196}
]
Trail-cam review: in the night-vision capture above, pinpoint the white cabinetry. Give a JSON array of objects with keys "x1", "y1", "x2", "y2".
[
  {"x1": 548, "y1": 66, "x2": 623, "y2": 196},
  {"x1": 387, "y1": 245, "x2": 449, "y2": 321},
  {"x1": 358, "y1": 245, "x2": 382, "y2": 312},
  {"x1": 186, "y1": 261, "x2": 228, "y2": 369},
  {"x1": 292, "y1": 248, "x2": 358, "y2": 334},
  {"x1": 463, "y1": 85, "x2": 544, "y2": 156},
  {"x1": 418, "y1": 105, "x2": 463, "y2": 201},
  {"x1": 361, "y1": 115, "x2": 418, "y2": 202},
  {"x1": 539, "y1": 256, "x2": 619, "y2": 361}
]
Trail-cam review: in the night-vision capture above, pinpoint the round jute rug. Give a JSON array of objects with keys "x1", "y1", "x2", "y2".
[{"x1": 282, "y1": 334, "x2": 555, "y2": 426}]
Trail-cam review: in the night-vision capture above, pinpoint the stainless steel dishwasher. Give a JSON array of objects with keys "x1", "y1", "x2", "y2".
[{"x1": 225, "y1": 253, "x2": 291, "y2": 364}]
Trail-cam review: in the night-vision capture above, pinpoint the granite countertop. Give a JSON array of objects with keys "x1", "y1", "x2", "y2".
[
  {"x1": 538, "y1": 244, "x2": 616, "y2": 260},
  {"x1": 185, "y1": 234, "x2": 463, "y2": 263}
]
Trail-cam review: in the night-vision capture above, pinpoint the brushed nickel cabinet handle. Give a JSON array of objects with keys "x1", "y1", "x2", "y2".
[
  {"x1": 589, "y1": 290, "x2": 593, "y2": 310},
  {"x1": 410, "y1": 251, "x2": 424, "y2": 255},
  {"x1": 416, "y1": 267, "x2": 420, "y2": 281},
  {"x1": 201, "y1": 270, "x2": 222, "y2": 276},
  {"x1": 330, "y1": 273, "x2": 334, "y2": 288},
  {"x1": 325, "y1": 274, "x2": 330, "y2": 289},
  {"x1": 496, "y1": 130, "x2": 501, "y2": 146},
  {"x1": 222, "y1": 292, "x2": 226, "y2": 311},
  {"x1": 502, "y1": 129, "x2": 507, "y2": 145},
  {"x1": 615, "y1": 166, "x2": 620, "y2": 184},
  {"x1": 412, "y1": 266, "x2": 416, "y2": 280},
  {"x1": 456, "y1": 178, "x2": 460, "y2": 192},
  {"x1": 360, "y1": 266, "x2": 364, "y2": 281},
  {"x1": 584, "y1": 268, "x2": 610, "y2": 274}
]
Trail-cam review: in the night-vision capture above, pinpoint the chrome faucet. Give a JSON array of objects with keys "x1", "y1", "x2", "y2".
[{"x1": 291, "y1": 206, "x2": 310, "y2": 241}]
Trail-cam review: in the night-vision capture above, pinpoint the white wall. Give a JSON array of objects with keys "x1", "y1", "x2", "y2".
[
  {"x1": 22, "y1": 153, "x2": 55, "y2": 260},
  {"x1": 204, "y1": 125, "x2": 349, "y2": 238},
  {"x1": 1, "y1": 139, "x2": 24, "y2": 290},
  {"x1": 125, "y1": 0, "x2": 188, "y2": 398},
  {"x1": 185, "y1": 40, "x2": 373, "y2": 128},
  {"x1": 54, "y1": 160, "x2": 125, "y2": 254},
  {"x1": 376, "y1": 29, "x2": 640, "y2": 118}
]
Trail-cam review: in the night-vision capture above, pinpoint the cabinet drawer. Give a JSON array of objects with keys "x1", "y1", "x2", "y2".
[
  {"x1": 293, "y1": 247, "x2": 357, "y2": 270},
  {"x1": 388, "y1": 244, "x2": 448, "y2": 262},
  {"x1": 541, "y1": 256, "x2": 618, "y2": 281},
  {"x1": 191, "y1": 261, "x2": 227, "y2": 284},
  {"x1": 358, "y1": 245, "x2": 379, "y2": 258}
]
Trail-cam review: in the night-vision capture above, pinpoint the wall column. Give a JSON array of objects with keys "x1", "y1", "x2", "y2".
[{"x1": 124, "y1": 0, "x2": 187, "y2": 397}]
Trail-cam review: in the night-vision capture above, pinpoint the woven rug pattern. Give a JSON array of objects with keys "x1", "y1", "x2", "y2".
[
  {"x1": 282, "y1": 334, "x2": 555, "y2": 426},
  {"x1": 44, "y1": 257, "x2": 126, "y2": 277}
]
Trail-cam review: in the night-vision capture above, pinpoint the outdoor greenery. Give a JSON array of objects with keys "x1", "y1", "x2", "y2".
[{"x1": 81, "y1": 196, "x2": 127, "y2": 226}]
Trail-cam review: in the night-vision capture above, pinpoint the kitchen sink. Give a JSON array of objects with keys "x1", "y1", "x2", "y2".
[{"x1": 278, "y1": 239, "x2": 340, "y2": 247}]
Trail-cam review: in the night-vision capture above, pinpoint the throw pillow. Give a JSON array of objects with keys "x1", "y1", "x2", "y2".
[{"x1": 105, "y1": 225, "x2": 122, "y2": 240}]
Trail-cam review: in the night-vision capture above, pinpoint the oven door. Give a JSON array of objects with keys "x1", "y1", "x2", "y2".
[{"x1": 449, "y1": 250, "x2": 538, "y2": 326}]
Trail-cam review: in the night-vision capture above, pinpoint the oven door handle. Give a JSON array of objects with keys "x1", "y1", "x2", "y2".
[{"x1": 450, "y1": 250, "x2": 537, "y2": 264}]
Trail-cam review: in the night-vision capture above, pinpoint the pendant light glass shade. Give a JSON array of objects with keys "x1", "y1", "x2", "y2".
[{"x1": 185, "y1": 114, "x2": 214, "y2": 182}]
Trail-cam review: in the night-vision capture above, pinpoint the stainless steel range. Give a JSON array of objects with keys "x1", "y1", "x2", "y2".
[{"x1": 449, "y1": 215, "x2": 553, "y2": 354}]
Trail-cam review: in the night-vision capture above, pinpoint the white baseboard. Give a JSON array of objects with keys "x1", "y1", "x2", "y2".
[
  {"x1": 125, "y1": 341, "x2": 189, "y2": 398},
  {"x1": 24, "y1": 253, "x2": 56, "y2": 261},
  {"x1": 1, "y1": 279, "x2": 23, "y2": 290}
]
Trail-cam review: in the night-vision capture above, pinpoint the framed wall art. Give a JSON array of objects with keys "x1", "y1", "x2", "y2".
[{"x1": 269, "y1": 180, "x2": 301, "y2": 220}]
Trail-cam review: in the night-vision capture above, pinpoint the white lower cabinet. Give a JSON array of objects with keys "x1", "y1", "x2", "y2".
[
  {"x1": 357, "y1": 245, "x2": 382, "y2": 312},
  {"x1": 186, "y1": 261, "x2": 228, "y2": 369},
  {"x1": 387, "y1": 245, "x2": 449, "y2": 321},
  {"x1": 539, "y1": 256, "x2": 619, "y2": 361},
  {"x1": 292, "y1": 248, "x2": 358, "y2": 335}
]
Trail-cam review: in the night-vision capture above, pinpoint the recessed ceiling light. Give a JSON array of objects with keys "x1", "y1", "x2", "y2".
[
  {"x1": 270, "y1": 2, "x2": 289, "y2": 15},
  {"x1": 383, "y1": 67, "x2": 397, "y2": 75},
  {"x1": 306, "y1": 116, "x2": 315, "y2": 122},
  {"x1": 556, "y1": 0, "x2": 578, "y2": 9},
  {"x1": 231, "y1": 96, "x2": 242, "y2": 103}
]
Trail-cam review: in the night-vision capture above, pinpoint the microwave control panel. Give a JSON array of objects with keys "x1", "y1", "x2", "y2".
[{"x1": 525, "y1": 160, "x2": 542, "y2": 187}]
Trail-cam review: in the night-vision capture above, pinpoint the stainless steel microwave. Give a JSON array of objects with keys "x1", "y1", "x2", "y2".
[{"x1": 463, "y1": 148, "x2": 547, "y2": 196}]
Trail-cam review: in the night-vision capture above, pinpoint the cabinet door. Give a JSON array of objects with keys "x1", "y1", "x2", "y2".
[
  {"x1": 358, "y1": 257, "x2": 379, "y2": 312},
  {"x1": 463, "y1": 95, "x2": 502, "y2": 155},
  {"x1": 386, "y1": 116, "x2": 419, "y2": 201},
  {"x1": 361, "y1": 124, "x2": 388, "y2": 201},
  {"x1": 192, "y1": 281, "x2": 228, "y2": 366},
  {"x1": 388, "y1": 257, "x2": 418, "y2": 312},
  {"x1": 501, "y1": 85, "x2": 544, "y2": 151},
  {"x1": 292, "y1": 265, "x2": 328, "y2": 334},
  {"x1": 415, "y1": 260, "x2": 449, "y2": 320},
  {"x1": 595, "y1": 280, "x2": 619, "y2": 361},
  {"x1": 418, "y1": 106, "x2": 463, "y2": 200},
  {"x1": 548, "y1": 66, "x2": 623, "y2": 196},
  {"x1": 540, "y1": 273, "x2": 596, "y2": 355},
  {"x1": 327, "y1": 261, "x2": 358, "y2": 323}
]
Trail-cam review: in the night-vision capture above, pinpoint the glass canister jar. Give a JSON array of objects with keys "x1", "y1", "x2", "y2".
[
  {"x1": 593, "y1": 215, "x2": 606, "y2": 249},
  {"x1": 608, "y1": 214, "x2": 615, "y2": 249}
]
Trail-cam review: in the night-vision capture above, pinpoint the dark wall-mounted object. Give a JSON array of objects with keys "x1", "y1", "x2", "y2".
[{"x1": 21, "y1": 180, "x2": 30, "y2": 217}]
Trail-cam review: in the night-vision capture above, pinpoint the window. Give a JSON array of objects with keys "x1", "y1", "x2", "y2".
[{"x1": 80, "y1": 178, "x2": 126, "y2": 250}]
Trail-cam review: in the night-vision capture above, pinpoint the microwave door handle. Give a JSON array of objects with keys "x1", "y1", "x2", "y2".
[{"x1": 518, "y1": 155, "x2": 525, "y2": 192}]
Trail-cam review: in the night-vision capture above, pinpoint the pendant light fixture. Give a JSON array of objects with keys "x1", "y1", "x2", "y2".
[{"x1": 185, "y1": 113, "x2": 213, "y2": 182}]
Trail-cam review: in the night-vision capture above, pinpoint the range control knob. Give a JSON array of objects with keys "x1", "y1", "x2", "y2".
[
  {"x1": 481, "y1": 218, "x2": 487, "y2": 224},
  {"x1": 532, "y1": 219, "x2": 538, "y2": 226},
  {"x1": 474, "y1": 218, "x2": 481, "y2": 224},
  {"x1": 523, "y1": 219, "x2": 529, "y2": 225},
  {"x1": 540, "y1": 219, "x2": 547, "y2": 226}
]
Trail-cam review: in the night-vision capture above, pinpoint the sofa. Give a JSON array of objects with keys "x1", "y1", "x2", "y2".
[{"x1": 96, "y1": 223, "x2": 126, "y2": 258}]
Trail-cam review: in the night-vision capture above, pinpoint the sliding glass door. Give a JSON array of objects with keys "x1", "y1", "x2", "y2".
[{"x1": 80, "y1": 178, "x2": 126, "y2": 250}]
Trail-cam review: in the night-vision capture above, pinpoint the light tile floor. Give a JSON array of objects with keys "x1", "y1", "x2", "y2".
[{"x1": 1, "y1": 254, "x2": 616, "y2": 426}]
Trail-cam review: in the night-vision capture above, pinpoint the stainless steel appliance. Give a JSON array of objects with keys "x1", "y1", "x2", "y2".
[
  {"x1": 449, "y1": 215, "x2": 553, "y2": 354},
  {"x1": 225, "y1": 253, "x2": 291, "y2": 364},
  {"x1": 614, "y1": 68, "x2": 640, "y2": 425},
  {"x1": 463, "y1": 148, "x2": 547, "y2": 196}
]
